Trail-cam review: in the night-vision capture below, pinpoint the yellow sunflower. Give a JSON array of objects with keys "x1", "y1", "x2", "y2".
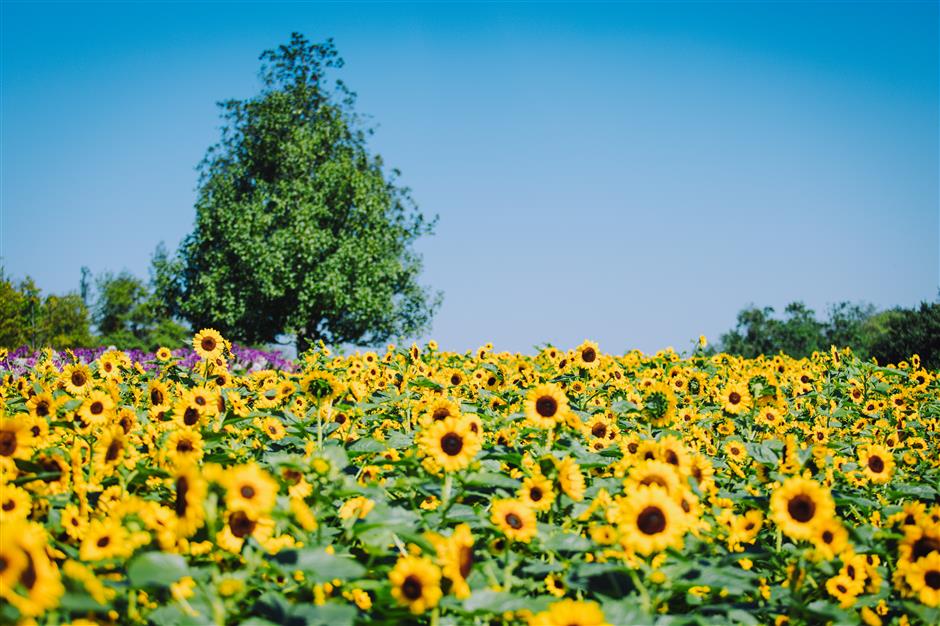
[
  {"x1": 529, "y1": 599, "x2": 611, "y2": 626},
  {"x1": 222, "y1": 463, "x2": 279, "y2": 513},
  {"x1": 519, "y1": 475, "x2": 556, "y2": 512},
  {"x1": 770, "y1": 476, "x2": 836, "y2": 541},
  {"x1": 193, "y1": 328, "x2": 225, "y2": 360},
  {"x1": 389, "y1": 555, "x2": 442, "y2": 614},
  {"x1": 555, "y1": 456, "x2": 585, "y2": 502},
  {"x1": 720, "y1": 382, "x2": 752, "y2": 415},
  {"x1": 858, "y1": 444, "x2": 894, "y2": 484},
  {"x1": 0, "y1": 418, "x2": 34, "y2": 461},
  {"x1": 61, "y1": 363, "x2": 93, "y2": 395},
  {"x1": 172, "y1": 464, "x2": 207, "y2": 537},
  {"x1": 80, "y1": 518, "x2": 132, "y2": 562},
  {"x1": 524, "y1": 384, "x2": 568, "y2": 428},
  {"x1": 0, "y1": 521, "x2": 64, "y2": 618},
  {"x1": 573, "y1": 340, "x2": 601, "y2": 370},
  {"x1": 904, "y1": 552, "x2": 940, "y2": 607},
  {"x1": 491, "y1": 499, "x2": 538, "y2": 543},
  {"x1": 419, "y1": 416, "x2": 481, "y2": 473},
  {"x1": 427, "y1": 523, "x2": 474, "y2": 599},
  {"x1": 617, "y1": 485, "x2": 687, "y2": 555}
]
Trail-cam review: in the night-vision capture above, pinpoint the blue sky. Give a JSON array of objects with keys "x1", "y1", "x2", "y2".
[{"x1": 2, "y1": 1, "x2": 938, "y2": 353}]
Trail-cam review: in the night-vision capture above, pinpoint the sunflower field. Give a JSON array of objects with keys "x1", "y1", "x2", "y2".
[{"x1": 1, "y1": 333, "x2": 939, "y2": 626}]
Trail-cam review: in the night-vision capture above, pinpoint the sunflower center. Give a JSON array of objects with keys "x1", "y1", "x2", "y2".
[
  {"x1": 201, "y1": 337, "x2": 217, "y2": 352},
  {"x1": 451, "y1": 375, "x2": 461, "y2": 385},
  {"x1": 230, "y1": 511, "x2": 256, "y2": 538},
  {"x1": 35, "y1": 400, "x2": 50, "y2": 417},
  {"x1": 867, "y1": 456, "x2": 885, "y2": 473},
  {"x1": 926, "y1": 570, "x2": 940, "y2": 590},
  {"x1": 240, "y1": 485, "x2": 256, "y2": 499},
  {"x1": 459, "y1": 546, "x2": 473, "y2": 578},
  {"x1": 151, "y1": 389, "x2": 164, "y2": 405},
  {"x1": 787, "y1": 494, "x2": 816, "y2": 523},
  {"x1": 0, "y1": 431, "x2": 18, "y2": 456},
  {"x1": 401, "y1": 575, "x2": 423, "y2": 600},
  {"x1": 535, "y1": 396, "x2": 558, "y2": 418},
  {"x1": 728, "y1": 392, "x2": 741, "y2": 405},
  {"x1": 176, "y1": 476, "x2": 190, "y2": 517},
  {"x1": 822, "y1": 530, "x2": 834, "y2": 544},
  {"x1": 637, "y1": 506, "x2": 667, "y2": 535},
  {"x1": 440, "y1": 432, "x2": 463, "y2": 456},
  {"x1": 20, "y1": 556, "x2": 36, "y2": 589},
  {"x1": 911, "y1": 537, "x2": 940, "y2": 561},
  {"x1": 177, "y1": 439, "x2": 194, "y2": 453},
  {"x1": 0, "y1": 556, "x2": 7, "y2": 572},
  {"x1": 90, "y1": 401, "x2": 104, "y2": 415},
  {"x1": 105, "y1": 440, "x2": 122, "y2": 462},
  {"x1": 582, "y1": 348, "x2": 596, "y2": 363},
  {"x1": 530, "y1": 487, "x2": 543, "y2": 502},
  {"x1": 183, "y1": 407, "x2": 199, "y2": 426},
  {"x1": 71, "y1": 372, "x2": 86, "y2": 387},
  {"x1": 591, "y1": 423, "x2": 607, "y2": 438},
  {"x1": 97, "y1": 536, "x2": 111, "y2": 548},
  {"x1": 505, "y1": 513, "x2": 524, "y2": 530},
  {"x1": 2, "y1": 499, "x2": 14, "y2": 511}
]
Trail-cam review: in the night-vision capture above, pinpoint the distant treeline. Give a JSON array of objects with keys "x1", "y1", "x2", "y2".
[
  {"x1": 717, "y1": 300, "x2": 940, "y2": 369},
  {"x1": 0, "y1": 266, "x2": 188, "y2": 352}
]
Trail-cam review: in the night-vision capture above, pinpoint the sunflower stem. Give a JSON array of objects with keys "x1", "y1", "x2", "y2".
[
  {"x1": 502, "y1": 549, "x2": 513, "y2": 592},
  {"x1": 628, "y1": 567, "x2": 652, "y2": 615},
  {"x1": 440, "y1": 473, "x2": 453, "y2": 522}
]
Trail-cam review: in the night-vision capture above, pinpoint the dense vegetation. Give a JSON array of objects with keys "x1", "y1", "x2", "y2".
[{"x1": 1, "y1": 335, "x2": 938, "y2": 625}]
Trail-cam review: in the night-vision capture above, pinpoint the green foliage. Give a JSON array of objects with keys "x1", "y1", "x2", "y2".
[
  {"x1": 0, "y1": 269, "x2": 93, "y2": 349},
  {"x1": 155, "y1": 33, "x2": 440, "y2": 351},
  {"x1": 869, "y1": 301, "x2": 940, "y2": 369},
  {"x1": 720, "y1": 298, "x2": 940, "y2": 369},
  {"x1": 92, "y1": 271, "x2": 189, "y2": 351}
]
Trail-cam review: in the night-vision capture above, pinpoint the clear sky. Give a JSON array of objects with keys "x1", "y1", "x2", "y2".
[{"x1": 2, "y1": 1, "x2": 938, "y2": 353}]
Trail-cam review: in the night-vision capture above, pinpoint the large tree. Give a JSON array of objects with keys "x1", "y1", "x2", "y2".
[{"x1": 157, "y1": 33, "x2": 440, "y2": 351}]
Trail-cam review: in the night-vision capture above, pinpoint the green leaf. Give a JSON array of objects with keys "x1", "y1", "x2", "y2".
[
  {"x1": 278, "y1": 549, "x2": 366, "y2": 583},
  {"x1": 126, "y1": 552, "x2": 188, "y2": 588}
]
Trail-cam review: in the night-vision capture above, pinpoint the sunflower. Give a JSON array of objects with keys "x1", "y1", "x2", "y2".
[
  {"x1": 80, "y1": 518, "x2": 131, "y2": 561},
  {"x1": 491, "y1": 499, "x2": 538, "y2": 543},
  {"x1": 524, "y1": 384, "x2": 568, "y2": 428},
  {"x1": 299, "y1": 371, "x2": 343, "y2": 404},
  {"x1": 0, "y1": 521, "x2": 64, "y2": 618},
  {"x1": 770, "y1": 476, "x2": 836, "y2": 541},
  {"x1": 155, "y1": 346, "x2": 173, "y2": 361},
  {"x1": 905, "y1": 552, "x2": 940, "y2": 607},
  {"x1": 0, "y1": 418, "x2": 34, "y2": 461},
  {"x1": 78, "y1": 390, "x2": 114, "y2": 427},
  {"x1": 811, "y1": 518, "x2": 850, "y2": 560},
  {"x1": 529, "y1": 599, "x2": 611, "y2": 626},
  {"x1": 165, "y1": 430, "x2": 205, "y2": 466},
  {"x1": 720, "y1": 382, "x2": 752, "y2": 415},
  {"x1": 172, "y1": 396, "x2": 205, "y2": 429},
  {"x1": 419, "y1": 416, "x2": 481, "y2": 473},
  {"x1": 389, "y1": 555, "x2": 442, "y2": 614},
  {"x1": 93, "y1": 427, "x2": 127, "y2": 471},
  {"x1": 639, "y1": 382, "x2": 677, "y2": 427},
  {"x1": 222, "y1": 463, "x2": 279, "y2": 513},
  {"x1": 617, "y1": 486, "x2": 686, "y2": 555},
  {"x1": 427, "y1": 523, "x2": 474, "y2": 599},
  {"x1": 25, "y1": 393, "x2": 56, "y2": 420},
  {"x1": 858, "y1": 444, "x2": 894, "y2": 484},
  {"x1": 0, "y1": 484, "x2": 31, "y2": 523},
  {"x1": 61, "y1": 363, "x2": 93, "y2": 395},
  {"x1": 519, "y1": 475, "x2": 556, "y2": 512},
  {"x1": 826, "y1": 574, "x2": 861, "y2": 608},
  {"x1": 555, "y1": 456, "x2": 585, "y2": 502},
  {"x1": 147, "y1": 380, "x2": 171, "y2": 409},
  {"x1": 216, "y1": 508, "x2": 275, "y2": 554},
  {"x1": 193, "y1": 328, "x2": 225, "y2": 360},
  {"x1": 172, "y1": 464, "x2": 207, "y2": 537},
  {"x1": 422, "y1": 398, "x2": 460, "y2": 425},
  {"x1": 574, "y1": 340, "x2": 601, "y2": 370}
]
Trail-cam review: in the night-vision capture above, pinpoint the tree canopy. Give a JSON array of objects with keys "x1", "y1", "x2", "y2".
[{"x1": 156, "y1": 33, "x2": 440, "y2": 351}]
